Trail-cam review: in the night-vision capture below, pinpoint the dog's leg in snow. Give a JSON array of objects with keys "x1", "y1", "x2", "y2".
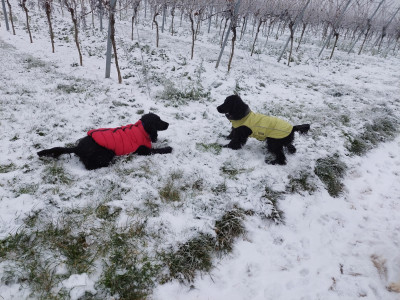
[
  {"x1": 266, "y1": 140, "x2": 287, "y2": 165},
  {"x1": 135, "y1": 145, "x2": 172, "y2": 155},
  {"x1": 224, "y1": 126, "x2": 251, "y2": 149}
]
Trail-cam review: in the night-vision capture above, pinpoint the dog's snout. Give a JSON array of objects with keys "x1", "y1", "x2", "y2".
[
  {"x1": 160, "y1": 121, "x2": 169, "y2": 131},
  {"x1": 217, "y1": 105, "x2": 224, "y2": 113}
]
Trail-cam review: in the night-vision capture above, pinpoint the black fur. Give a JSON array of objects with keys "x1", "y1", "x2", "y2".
[
  {"x1": 217, "y1": 95, "x2": 310, "y2": 165},
  {"x1": 37, "y1": 113, "x2": 172, "y2": 170}
]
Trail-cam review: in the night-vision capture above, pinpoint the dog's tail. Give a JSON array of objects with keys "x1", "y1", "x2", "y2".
[
  {"x1": 293, "y1": 124, "x2": 310, "y2": 134},
  {"x1": 37, "y1": 146, "x2": 76, "y2": 158}
]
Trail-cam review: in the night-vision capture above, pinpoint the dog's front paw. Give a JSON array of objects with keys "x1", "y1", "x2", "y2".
[
  {"x1": 265, "y1": 159, "x2": 286, "y2": 165},
  {"x1": 164, "y1": 146, "x2": 173, "y2": 153}
]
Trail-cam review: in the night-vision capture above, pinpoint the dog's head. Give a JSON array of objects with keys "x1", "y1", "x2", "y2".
[
  {"x1": 217, "y1": 95, "x2": 250, "y2": 120},
  {"x1": 140, "y1": 113, "x2": 169, "y2": 142}
]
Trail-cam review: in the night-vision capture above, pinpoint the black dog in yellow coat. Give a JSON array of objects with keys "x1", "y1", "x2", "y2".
[{"x1": 217, "y1": 95, "x2": 310, "y2": 165}]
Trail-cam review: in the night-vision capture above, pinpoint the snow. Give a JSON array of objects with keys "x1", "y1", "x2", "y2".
[
  {"x1": 1, "y1": 4, "x2": 400, "y2": 300},
  {"x1": 154, "y1": 138, "x2": 400, "y2": 300},
  {"x1": 61, "y1": 273, "x2": 96, "y2": 300}
]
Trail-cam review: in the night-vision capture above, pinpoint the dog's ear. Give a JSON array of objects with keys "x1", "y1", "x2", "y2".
[{"x1": 226, "y1": 95, "x2": 250, "y2": 120}]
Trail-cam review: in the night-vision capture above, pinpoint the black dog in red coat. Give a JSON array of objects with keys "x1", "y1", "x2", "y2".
[{"x1": 37, "y1": 113, "x2": 172, "y2": 170}]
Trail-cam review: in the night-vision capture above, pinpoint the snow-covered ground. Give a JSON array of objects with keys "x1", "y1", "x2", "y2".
[{"x1": 0, "y1": 5, "x2": 400, "y2": 299}]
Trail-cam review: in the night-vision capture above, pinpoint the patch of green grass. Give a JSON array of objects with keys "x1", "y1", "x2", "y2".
[
  {"x1": 159, "y1": 171, "x2": 185, "y2": 202},
  {"x1": 42, "y1": 163, "x2": 73, "y2": 185},
  {"x1": 286, "y1": 171, "x2": 317, "y2": 194},
  {"x1": 15, "y1": 183, "x2": 38, "y2": 196},
  {"x1": 0, "y1": 163, "x2": 16, "y2": 173},
  {"x1": 23, "y1": 56, "x2": 47, "y2": 69},
  {"x1": 111, "y1": 100, "x2": 129, "y2": 107},
  {"x1": 346, "y1": 117, "x2": 398, "y2": 156},
  {"x1": 214, "y1": 208, "x2": 245, "y2": 253},
  {"x1": 0, "y1": 222, "x2": 94, "y2": 298},
  {"x1": 158, "y1": 78, "x2": 210, "y2": 106},
  {"x1": 10, "y1": 135, "x2": 19, "y2": 141},
  {"x1": 261, "y1": 187, "x2": 285, "y2": 224},
  {"x1": 40, "y1": 223, "x2": 94, "y2": 274},
  {"x1": 56, "y1": 83, "x2": 86, "y2": 94},
  {"x1": 340, "y1": 114, "x2": 350, "y2": 126},
  {"x1": 211, "y1": 182, "x2": 227, "y2": 195},
  {"x1": 98, "y1": 180, "x2": 130, "y2": 202},
  {"x1": 220, "y1": 162, "x2": 247, "y2": 179},
  {"x1": 23, "y1": 210, "x2": 41, "y2": 228},
  {"x1": 102, "y1": 257, "x2": 160, "y2": 300},
  {"x1": 100, "y1": 223, "x2": 157, "y2": 299},
  {"x1": 96, "y1": 205, "x2": 122, "y2": 221},
  {"x1": 143, "y1": 197, "x2": 160, "y2": 217},
  {"x1": 196, "y1": 143, "x2": 222, "y2": 155},
  {"x1": 159, "y1": 180, "x2": 181, "y2": 202},
  {"x1": 346, "y1": 136, "x2": 368, "y2": 156},
  {"x1": 161, "y1": 233, "x2": 215, "y2": 283},
  {"x1": 0, "y1": 231, "x2": 32, "y2": 259},
  {"x1": 181, "y1": 177, "x2": 204, "y2": 193},
  {"x1": 314, "y1": 154, "x2": 347, "y2": 197}
]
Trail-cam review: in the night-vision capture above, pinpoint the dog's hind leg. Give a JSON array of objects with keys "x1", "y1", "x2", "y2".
[
  {"x1": 74, "y1": 136, "x2": 115, "y2": 170},
  {"x1": 266, "y1": 140, "x2": 286, "y2": 165},
  {"x1": 286, "y1": 144, "x2": 296, "y2": 154}
]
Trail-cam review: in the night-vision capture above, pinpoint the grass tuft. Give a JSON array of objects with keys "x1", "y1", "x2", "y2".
[
  {"x1": 42, "y1": 163, "x2": 73, "y2": 185},
  {"x1": 159, "y1": 180, "x2": 181, "y2": 202},
  {"x1": 161, "y1": 233, "x2": 215, "y2": 283},
  {"x1": 196, "y1": 143, "x2": 222, "y2": 155},
  {"x1": 214, "y1": 208, "x2": 245, "y2": 253},
  {"x1": 100, "y1": 223, "x2": 157, "y2": 300},
  {"x1": 261, "y1": 187, "x2": 285, "y2": 224},
  {"x1": 287, "y1": 171, "x2": 317, "y2": 194},
  {"x1": 96, "y1": 205, "x2": 122, "y2": 221},
  {"x1": 346, "y1": 117, "x2": 398, "y2": 156},
  {"x1": 314, "y1": 154, "x2": 347, "y2": 197},
  {"x1": 0, "y1": 163, "x2": 16, "y2": 173}
]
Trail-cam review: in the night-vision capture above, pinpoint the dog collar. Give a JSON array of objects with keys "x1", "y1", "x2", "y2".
[{"x1": 226, "y1": 107, "x2": 251, "y2": 121}]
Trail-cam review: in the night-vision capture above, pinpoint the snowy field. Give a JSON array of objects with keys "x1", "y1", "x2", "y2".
[{"x1": 1, "y1": 5, "x2": 400, "y2": 300}]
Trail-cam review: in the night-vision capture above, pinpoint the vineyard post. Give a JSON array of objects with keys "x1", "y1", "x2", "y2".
[
  {"x1": 347, "y1": 0, "x2": 386, "y2": 54},
  {"x1": 44, "y1": 0, "x2": 55, "y2": 53},
  {"x1": 65, "y1": 0, "x2": 83, "y2": 66},
  {"x1": 105, "y1": 0, "x2": 117, "y2": 79},
  {"x1": 296, "y1": 23, "x2": 307, "y2": 51},
  {"x1": 318, "y1": 0, "x2": 353, "y2": 57},
  {"x1": 153, "y1": 8, "x2": 160, "y2": 47},
  {"x1": 99, "y1": 0, "x2": 103, "y2": 32},
  {"x1": 215, "y1": 0, "x2": 241, "y2": 69},
  {"x1": 21, "y1": 0, "x2": 33, "y2": 43},
  {"x1": 277, "y1": 0, "x2": 311, "y2": 63},
  {"x1": 6, "y1": 0, "x2": 15, "y2": 34},
  {"x1": 188, "y1": 8, "x2": 195, "y2": 59},
  {"x1": 251, "y1": 18, "x2": 264, "y2": 56},
  {"x1": 170, "y1": 3, "x2": 175, "y2": 35},
  {"x1": 1, "y1": 0, "x2": 10, "y2": 31},
  {"x1": 375, "y1": 6, "x2": 400, "y2": 52},
  {"x1": 208, "y1": 3, "x2": 213, "y2": 34},
  {"x1": 161, "y1": 3, "x2": 166, "y2": 33},
  {"x1": 240, "y1": 13, "x2": 247, "y2": 40}
]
